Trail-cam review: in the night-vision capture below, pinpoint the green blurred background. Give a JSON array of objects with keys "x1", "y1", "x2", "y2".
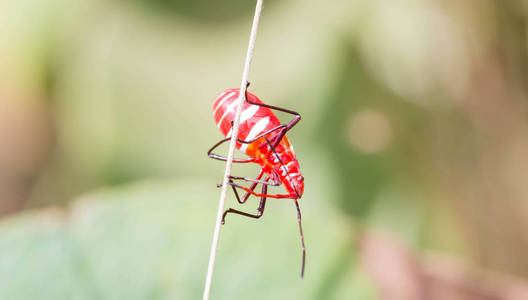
[{"x1": 2, "y1": 0, "x2": 528, "y2": 299}]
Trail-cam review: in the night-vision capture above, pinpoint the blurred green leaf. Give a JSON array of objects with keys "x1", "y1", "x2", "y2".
[{"x1": 0, "y1": 179, "x2": 373, "y2": 300}]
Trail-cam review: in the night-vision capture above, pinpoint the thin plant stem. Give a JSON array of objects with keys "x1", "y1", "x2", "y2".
[{"x1": 202, "y1": 1, "x2": 264, "y2": 299}]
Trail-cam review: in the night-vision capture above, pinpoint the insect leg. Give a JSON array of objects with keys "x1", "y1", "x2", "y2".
[
  {"x1": 225, "y1": 179, "x2": 306, "y2": 278},
  {"x1": 207, "y1": 137, "x2": 255, "y2": 163},
  {"x1": 208, "y1": 123, "x2": 287, "y2": 162},
  {"x1": 234, "y1": 124, "x2": 287, "y2": 145},
  {"x1": 221, "y1": 176, "x2": 270, "y2": 225},
  {"x1": 226, "y1": 181, "x2": 294, "y2": 199},
  {"x1": 228, "y1": 174, "x2": 280, "y2": 187},
  {"x1": 295, "y1": 200, "x2": 306, "y2": 278},
  {"x1": 223, "y1": 172, "x2": 280, "y2": 203},
  {"x1": 218, "y1": 169, "x2": 266, "y2": 204},
  {"x1": 244, "y1": 82, "x2": 301, "y2": 144}
]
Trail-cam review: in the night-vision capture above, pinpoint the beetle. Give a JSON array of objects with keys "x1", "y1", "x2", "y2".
[{"x1": 208, "y1": 82, "x2": 306, "y2": 277}]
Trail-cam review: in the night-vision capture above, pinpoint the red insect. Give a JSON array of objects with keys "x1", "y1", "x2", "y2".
[{"x1": 208, "y1": 83, "x2": 306, "y2": 277}]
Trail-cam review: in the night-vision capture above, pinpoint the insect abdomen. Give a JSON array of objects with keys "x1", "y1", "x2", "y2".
[{"x1": 213, "y1": 88, "x2": 280, "y2": 157}]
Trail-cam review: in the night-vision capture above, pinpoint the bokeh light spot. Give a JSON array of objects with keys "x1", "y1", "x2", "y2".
[{"x1": 346, "y1": 109, "x2": 392, "y2": 154}]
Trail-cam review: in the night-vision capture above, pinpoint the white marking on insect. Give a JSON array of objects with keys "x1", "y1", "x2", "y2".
[
  {"x1": 280, "y1": 165, "x2": 288, "y2": 176},
  {"x1": 240, "y1": 117, "x2": 269, "y2": 153},
  {"x1": 215, "y1": 90, "x2": 228, "y2": 101},
  {"x1": 270, "y1": 153, "x2": 280, "y2": 163},
  {"x1": 240, "y1": 105, "x2": 259, "y2": 124},
  {"x1": 217, "y1": 97, "x2": 242, "y2": 128},
  {"x1": 213, "y1": 91, "x2": 236, "y2": 116}
]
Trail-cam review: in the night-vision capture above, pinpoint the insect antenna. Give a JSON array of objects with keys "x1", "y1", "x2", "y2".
[{"x1": 294, "y1": 199, "x2": 306, "y2": 278}]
